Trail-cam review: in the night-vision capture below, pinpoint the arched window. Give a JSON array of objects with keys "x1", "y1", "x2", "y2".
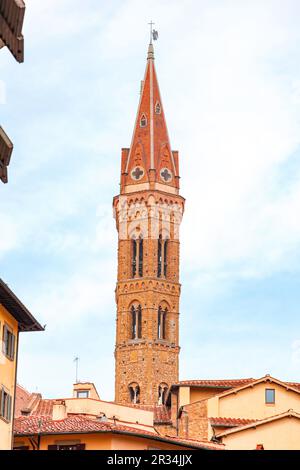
[
  {"x1": 157, "y1": 306, "x2": 167, "y2": 340},
  {"x1": 164, "y1": 239, "x2": 168, "y2": 277},
  {"x1": 129, "y1": 383, "x2": 140, "y2": 404},
  {"x1": 157, "y1": 235, "x2": 168, "y2": 278},
  {"x1": 139, "y1": 237, "x2": 143, "y2": 277},
  {"x1": 132, "y1": 236, "x2": 143, "y2": 278},
  {"x1": 131, "y1": 304, "x2": 142, "y2": 339},
  {"x1": 132, "y1": 238, "x2": 137, "y2": 277},
  {"x1": 155, "y1": 101, "x2": 161, "y2": 114},
  {"x1": 157, "y1": 235, "x2": 162, "y2": 278},
  {"x1": 140, "y1": 113, "x2": 147, "y2": 127},
  {"x1": 158, "y1": 383, "x2": 168, "y2": 405}
]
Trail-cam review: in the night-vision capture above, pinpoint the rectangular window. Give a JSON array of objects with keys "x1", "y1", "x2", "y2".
[
  {"x1": 48, "y1": 444, "x2": 86, "y2": 450},
  {"x1": 265, "y1": 388, "x2": 275, "y2": 404},
  {"x1": 0, "y1": 387, "x2": 12, "y2": 422},
  {"x1": 76, "y1": 390, "x2": 89, "y2": 399},
  {"x1": 2, "y1": 325, "x2": 15, "y2": 360}
]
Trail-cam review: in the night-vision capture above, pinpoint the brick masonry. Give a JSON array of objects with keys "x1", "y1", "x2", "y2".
[{"x1": 114, "y1": 191, "x2": 184, "y2": 405}]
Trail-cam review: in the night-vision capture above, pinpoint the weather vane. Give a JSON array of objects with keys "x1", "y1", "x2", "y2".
[{"x1": 148, "y1": 20, "x2": 158, "y2": 44}]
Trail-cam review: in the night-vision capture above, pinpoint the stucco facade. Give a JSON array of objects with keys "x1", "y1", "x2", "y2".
[{"x1": 0, "y1": 304, "x2": 18, "y2": 450}]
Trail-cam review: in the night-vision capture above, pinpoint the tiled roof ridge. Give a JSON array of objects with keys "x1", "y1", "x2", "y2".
[
  {"x1": 14, "y1": 415, "x2": 223, "y2": 450},
  {"x1": 210, "y1": 417, "x2": 258, "y2": 427},
  {"x1": 215, "y1": 409, "x2": 300, "y2": 438},
  {"x1": 176, "y1": 378, "x2": 255, "y2": 386}
]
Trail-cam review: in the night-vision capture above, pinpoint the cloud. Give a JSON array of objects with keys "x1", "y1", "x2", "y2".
[{"x1": 2, "y1": 0, "x2": 300, "y2": 397}]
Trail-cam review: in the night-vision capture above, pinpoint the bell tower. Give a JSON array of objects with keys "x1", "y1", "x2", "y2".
[{"x1": 113, "y1": 42, "x2": 185, "y2": 406}]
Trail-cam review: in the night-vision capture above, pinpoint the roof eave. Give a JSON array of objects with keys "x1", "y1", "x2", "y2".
[{"x1": 0, "y1": 279, "x2": 44, "y2": 332}]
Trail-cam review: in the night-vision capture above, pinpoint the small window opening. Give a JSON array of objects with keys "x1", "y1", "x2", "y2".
[
  {"x1": 155, "y1": 101, "x2": 161, "y2": 114},
  {"x1": 131, "y1": 305, "x2": 142, "y2": 339},
  {"x1": 129, "y1": 384, "x2": 140, "y2": 404},
  {"x1": 158, "y1": 384, "x2": 168, "y2": 405},
  {"x1": 140, "y1": 114, "x2": 147, "y2": 127},
  {"x1": 158, "y1": 306, "x2": 167, "y2": 340},
  {"x1": 265, "y1": 388, "x2": 275, "y2": 404}
]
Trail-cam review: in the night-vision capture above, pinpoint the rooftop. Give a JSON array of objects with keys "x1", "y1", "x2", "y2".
[
  {"x1": 14, "y1": 414, "x2": 223, "y2": 450},
  {"x1": 0, "y1": 279, "x2": 44, "y2": 332}
]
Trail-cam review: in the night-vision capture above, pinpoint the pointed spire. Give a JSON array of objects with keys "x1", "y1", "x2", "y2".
[{"x1": 121, "y1": 43, "x2": 179, "y2": 194}]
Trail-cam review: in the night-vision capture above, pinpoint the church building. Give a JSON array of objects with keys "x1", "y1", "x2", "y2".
[
  {"x1": 12, "y1": 38, "x2": 300, "y2": 451},
  {"x1": 113, "y1": 41, "x2": 184, "y2": 407}
]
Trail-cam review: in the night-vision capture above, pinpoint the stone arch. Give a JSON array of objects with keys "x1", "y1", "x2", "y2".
[
  {"x1": 128, "y1": 382, "x2": 140, "y2": 404},
  {"x1": 129, "y1": 301, "x2": 142, "y2": 340},
  {"x1": 158, "y1": 382, "x2": 168, "y2": 405}
]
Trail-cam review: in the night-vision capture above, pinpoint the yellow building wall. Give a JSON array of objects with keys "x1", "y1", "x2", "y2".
[
  {"x1": 190, "y1": 387, "x2": 224, "y2": 403},
  {"x1": 221, "y1": 416, "x2": 300, "y2": 450},
  {"x1": 178, "y1": 387, "x2": 190, "y2": 408},
  {"x1": 64, "y1": 398, "x2": 154, "y2": 429},
  {"x1": 0, "y1": 304, "x2": 18, "y2": 450},
  {"x1": 14, "y1": 433, "x2": 191, "y2": 450},
  {"x1": 216, "y1": 382, "x2": 300, "y2": 420}
]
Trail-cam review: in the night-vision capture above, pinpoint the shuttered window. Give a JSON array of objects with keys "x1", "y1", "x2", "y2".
[
  {"x1": 0, "y1": 387, "x2": 12, "y2": 422},
  {"x1": 2, "y1": 325, "x2": 15, "y2": 360},
  {"x1": 48, "y1": 444, "x2": 86, "y2": 450}
]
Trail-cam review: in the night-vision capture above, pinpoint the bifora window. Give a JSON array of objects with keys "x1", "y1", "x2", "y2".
[
  {"x1": 265, "y1": 388, "x2": 275, "y2": 404},
  {"x1": 157, "y1": 235, "x2": 168, "y2": 278},
  {"x1": 131, "y1": 304, "x2": 142, "y2": 339},
  {"x1": 158, "y1": 383, "x2": 168, "y2": 405},
  {"x1": 157, "y1": 306, "x2": 167, "y2": 340},
  {"x1": 132, "y1": 237, "x2": 143, "y2": 277},
  {"x1": 2, "y1": 324, "x2": 15, "y2": 360},
  {"x1": 0, "y1": 387, "x2": 12, "y2": 422},
  {"x1": 129, "y1": 383, "x2": 140, "y2": 404}
]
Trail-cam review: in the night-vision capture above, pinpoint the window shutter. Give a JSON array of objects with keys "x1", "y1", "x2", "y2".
[
  {"x1": 7, "y1": 394, "x2": 12, "y2": 421},
  {"x1": 0, "y1": 388, "x2": 4, "y2": 417},
  {"x1": 10, "y1": 334, "x2": 15, "y2": 360},
  {"x1": 2, "y1": 325, "x2": 7, "y2": 355}
]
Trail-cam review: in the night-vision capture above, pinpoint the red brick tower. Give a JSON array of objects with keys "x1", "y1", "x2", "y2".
[{"x1": 113, "y1": 42, "x2": 185, "y2": 406}]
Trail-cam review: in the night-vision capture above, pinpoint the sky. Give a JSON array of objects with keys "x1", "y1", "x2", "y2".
[{"x1": 1, "y1": 0, "x2": 300, "y2": 400}]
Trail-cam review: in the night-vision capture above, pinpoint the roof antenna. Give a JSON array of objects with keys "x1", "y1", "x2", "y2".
[{"x1": 74, "y1": 356, "x2": 79, "y2": 383}]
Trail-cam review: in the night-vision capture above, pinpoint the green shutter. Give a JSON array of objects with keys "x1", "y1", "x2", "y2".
[
  {"x1": 7, "y1": 394, "x2": 12, "y2": 421},
  {"x1": 2, "y1": 326, "x2": 7, "y2": 355},
  {"x1": 10, "y1": 334, "x2": 15, "y2": 360},
  {"x1": 0, "y1": 388, "x2": 3, "y2": 417}
]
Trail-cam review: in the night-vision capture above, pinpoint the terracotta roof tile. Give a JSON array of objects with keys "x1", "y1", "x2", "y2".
[
  {"x1": 121, "y1": 403, "x2": 171, "y2": 424},
  {"x1": 32, "y1": 399, "x2": 54, "y2": 417},
  {"x1": 14, "y1": 385, "x2": 32, "y2": 418},
  {"x1": 14, "y1": 415, "x2": 223, "y2": 450},
  {"x1": 210, "y1": 417, "x2": 257, "y2": 427},
  {"x1": 175, "y1": 378, "x2": 255, "y2": 388}
]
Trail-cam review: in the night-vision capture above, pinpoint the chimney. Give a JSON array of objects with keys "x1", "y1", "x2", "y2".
[{"x1": 52, "y1": 400, "x2": 67, "y2": 421}]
